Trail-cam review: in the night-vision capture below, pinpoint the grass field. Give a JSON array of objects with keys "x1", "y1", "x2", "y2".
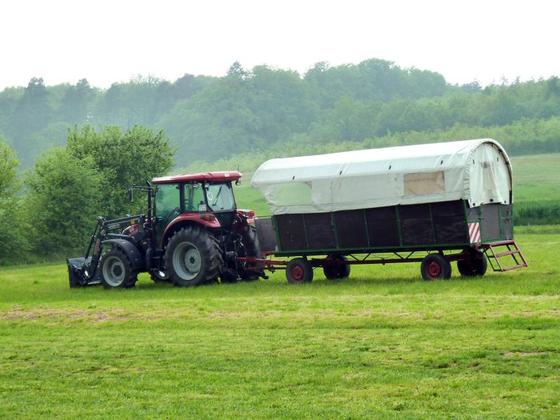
[
  {"x1": 1, "y1": 233, "x2": 559, "y2": 418},
  {"x1": 512, "y1": 154, "x2": 560, "y2": 204}
]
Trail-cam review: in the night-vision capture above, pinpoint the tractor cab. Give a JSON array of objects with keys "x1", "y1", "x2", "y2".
[{"x1": 151, "y1": 171, "x2": 242, "y2": 246}]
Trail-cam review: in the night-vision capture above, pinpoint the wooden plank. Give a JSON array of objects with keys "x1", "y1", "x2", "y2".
[{"x1": 493, "y1": 250, "x2": 519, "y2": 258}]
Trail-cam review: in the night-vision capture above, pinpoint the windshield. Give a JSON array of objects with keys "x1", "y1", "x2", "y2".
[{"x1": 205, "y1": 183, "x2": 235, "y2": 212}]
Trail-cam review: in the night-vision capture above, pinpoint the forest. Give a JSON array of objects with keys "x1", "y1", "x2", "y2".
[
  {"x1": 1, "y1": 58, "x2": 560, "y2": 169},
  {"x1": 0, "y1": 57, "x2": 559, "y2": 263}
]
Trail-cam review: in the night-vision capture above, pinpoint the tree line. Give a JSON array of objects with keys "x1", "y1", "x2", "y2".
[
  {"x1": 1, "y1": 58, "x2": 559, "y2": 169},
  {"x1": 0, "y1": 127, "x2": 173, "y2": 264},
  {"x1": 1, "y1": 58, "x2": 559, "y2": 263}
]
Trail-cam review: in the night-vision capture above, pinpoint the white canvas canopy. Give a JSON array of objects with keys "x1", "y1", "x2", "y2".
[{"x1": 251, "y1": 139, "x2": 512, "y2": 215}]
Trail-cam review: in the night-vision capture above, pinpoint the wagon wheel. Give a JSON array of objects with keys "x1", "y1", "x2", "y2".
[
  {"x1": 457, "y1": 248, "x2": 488, "y2": 277},
  {"x1": 323, "y1": 254, "x2": 351, "y2": 279},
  {"x1": 286, "y1": 258, "x2": 313, "y2": 284},
  {"x1": 421, "y1": 254, "x2": 452, "y2": 280}
]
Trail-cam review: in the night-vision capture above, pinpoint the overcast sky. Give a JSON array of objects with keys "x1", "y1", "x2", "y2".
[{"x1": 0, "y1": 0, "x2": 558, "y2": 90}]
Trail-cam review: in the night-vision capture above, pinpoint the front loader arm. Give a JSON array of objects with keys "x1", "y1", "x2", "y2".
[{"x1": 67, "y1": 214, "x2": 145, "y2": 287}]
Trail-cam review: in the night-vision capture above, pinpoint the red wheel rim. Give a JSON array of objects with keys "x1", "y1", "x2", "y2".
[
  {"x1": 427, "y1": 261, "x2": 442, "y2": 278},
  {"x1": 290, "y1": 265, "x2": 304, "y2": 282}
]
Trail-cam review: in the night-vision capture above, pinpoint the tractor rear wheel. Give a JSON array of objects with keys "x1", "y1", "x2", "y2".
[
  {"x1": 323, "y1": 254, "x2": 351, "y2": 279},
  {"x1": 165, "y1": 226, "x2": 224, "y2": 287},
  {"x1": 421, "y1": 254, "x2": 452, "y2": 280},
  {"x1": 237, "y1": 224, "x2": 263, "y2": 281},
  {"x1": 100, "y1": 248, "x2": 137, "y2": 289},
  {"x1": 286, "y1": 258, "x2": 313, "y2": 284}
]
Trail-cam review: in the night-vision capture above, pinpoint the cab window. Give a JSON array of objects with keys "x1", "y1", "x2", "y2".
[
  {"x1": 155, "y1": 184, "x2": 180, "y2": 219},
  {"x1": 184, "y1": 183, "x2": 206, "y2": 212},
  {"x1": 205, "y1": 183, "x2": 235, "y2": 212}
]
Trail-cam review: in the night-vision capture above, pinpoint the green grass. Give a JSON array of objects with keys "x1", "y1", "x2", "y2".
[
  {"x1": 515, "y1": 224, "x2": 560, "y2": 234},
  {"x1": 512, "y1": 154, "x2": 560, "y2": 203},
  {"x1": 511, "y1": 154, "x2": 560, "y2": 225},
  {"x1": 1, "y1": 233, "x2": 559, "y2": 418}
]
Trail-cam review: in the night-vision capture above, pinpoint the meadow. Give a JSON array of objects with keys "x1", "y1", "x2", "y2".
[
  {"x1": 1, "y1": 152, "x2": 559, "y2": 418},
  {"x1": 512, "y1": 153, "x2": 560, "y2": 202},
  {"x1": 1, "y1": 232, "x2": 559, "y2": 418}
]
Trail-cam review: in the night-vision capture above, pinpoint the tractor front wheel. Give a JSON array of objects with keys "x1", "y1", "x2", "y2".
[
  {"x1": 100, "y1": 248, "x2": 137, "y2": 289},
  {"x1": 165, "y1": 226, "x2": 224, "y2": 287}
]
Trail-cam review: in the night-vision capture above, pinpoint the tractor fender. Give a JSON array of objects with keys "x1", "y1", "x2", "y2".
[
  {"x1": 102, "y1": 238, "x2": 145, "y2": 271},
  {"x1": 161, "y1": 213, "x2": 221, "y2": 248}
]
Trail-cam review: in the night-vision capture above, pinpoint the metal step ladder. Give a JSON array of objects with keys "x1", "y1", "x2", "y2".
[{"x1": 482, "y1": 240, "x2": 528, "y2": 272}]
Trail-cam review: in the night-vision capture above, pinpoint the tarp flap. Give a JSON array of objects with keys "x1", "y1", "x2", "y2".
[{"x1": 251, "y1": 139, "x2": 512, "y2": 215}]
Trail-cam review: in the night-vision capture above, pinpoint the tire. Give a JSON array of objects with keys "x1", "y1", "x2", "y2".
[
  {"x1": 472, "y1": 253, "x2": 488, "y2": 276},
  {"x1": 457, "y1": 249, "x2": 488, "y2": 277},
  {"x1": 421, "y1": 254, "x2": 452, "y2": 280},
  {"x1": 100, "y1": 247, "x2": 137, "y2": 289},
  {"x1": 238, "y1": 224, "x2": 264, "y2": 281},
  {"x1": 165, "y1": 226, "x2": 224, "y2": 287},
  {"x1": 286, "y1": 258, "x2": 313, "y2": 284},
  {"x1": 323, "y1": 254, "x2": 351, "y2": 279}
]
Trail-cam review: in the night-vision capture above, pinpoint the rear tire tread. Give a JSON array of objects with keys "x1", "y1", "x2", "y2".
[{"x1": 165, "y1": 226, "x2": 224, "y2": 287}]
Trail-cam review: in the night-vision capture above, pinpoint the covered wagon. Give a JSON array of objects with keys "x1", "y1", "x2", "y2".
[{"x1": 250, "y1": 139, "x2": 527, "y2": 282}]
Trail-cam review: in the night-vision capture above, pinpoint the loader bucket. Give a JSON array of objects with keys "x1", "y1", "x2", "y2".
[{"x1": 67, "y1": 257, "x2": 93, "y2": 288}]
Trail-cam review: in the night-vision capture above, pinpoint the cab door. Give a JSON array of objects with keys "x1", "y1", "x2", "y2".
[
  {"x1": 184, "y1": 182, "x2": 206, "y2": 213},
  {"x1": 154, "y1": 184, "x2": 182, "y2": 246}
]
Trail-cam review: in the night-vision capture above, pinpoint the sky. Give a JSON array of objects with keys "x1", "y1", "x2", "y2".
[{"x1": 0, "y1": 0, "x2": 558, "y2": 90}]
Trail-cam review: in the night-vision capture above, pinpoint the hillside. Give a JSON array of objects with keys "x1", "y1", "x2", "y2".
[
  {"x1": 0, "y1": 59, "x2": 558, "y2": 264},
  {"x1": 1, "y1": 58, "x2": 560, "y2": 168}
]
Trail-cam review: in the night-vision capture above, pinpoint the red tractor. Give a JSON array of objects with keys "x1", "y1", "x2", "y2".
[{"x1": 67, "y1": 171, "x2": 265, "y2": 288}]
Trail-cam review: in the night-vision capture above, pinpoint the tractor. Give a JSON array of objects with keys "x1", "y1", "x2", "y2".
[{"x1": 67, "y1": 171, "x2": 265, "y2": 288}]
